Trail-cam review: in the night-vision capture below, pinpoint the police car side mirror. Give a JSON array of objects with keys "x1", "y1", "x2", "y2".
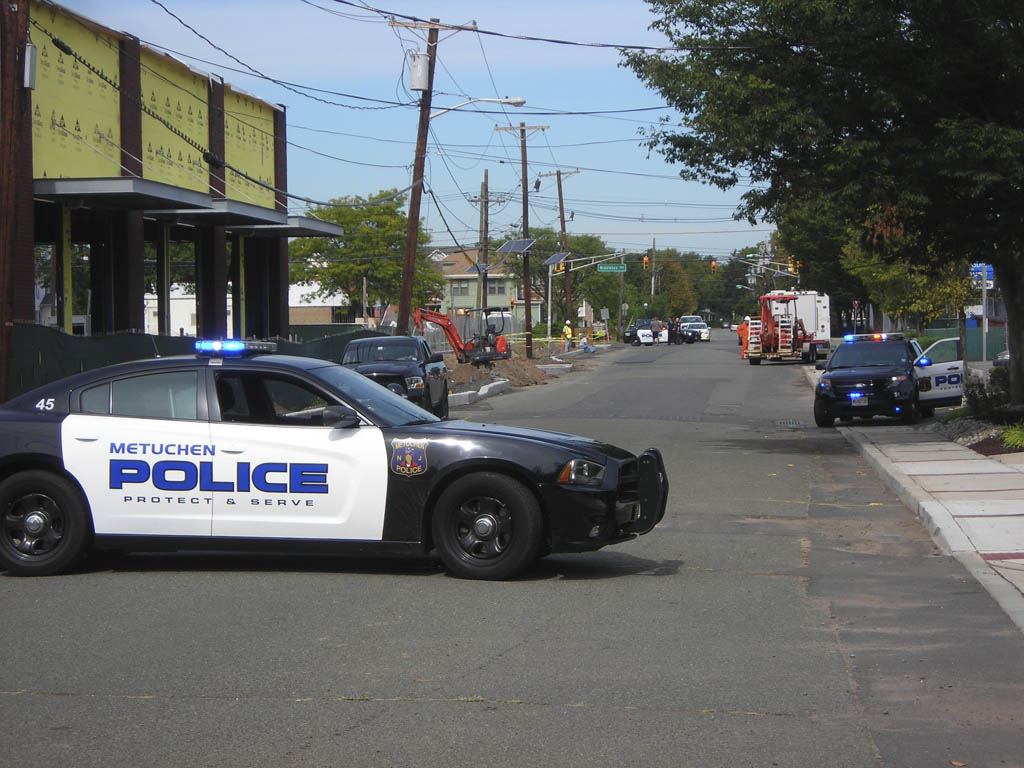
[
  {"x1": 815, "y1": 361, "x2": 826, "y2": 371},
  {"x1": 322, "y1": 405, "x2": 362, "y2": 428}
]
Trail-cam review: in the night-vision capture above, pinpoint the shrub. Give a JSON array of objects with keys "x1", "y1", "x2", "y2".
[
  {"x1": 1003, "y1": 424, "x2": 1024, "y2": 451},
  {"x1": 963, "y1": 365, "x2": 1012, "y2": 420}
]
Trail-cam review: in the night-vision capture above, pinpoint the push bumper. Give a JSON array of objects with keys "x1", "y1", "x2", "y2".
[
  {"x1": 621, "y1": 448, "x2": 668, "y2": 535},
  {"x1": 541, "y1": 448, "x2": 669, "y2": 551}
]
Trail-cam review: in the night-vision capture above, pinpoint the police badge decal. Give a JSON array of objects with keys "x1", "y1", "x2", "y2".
[{"x1": 390, "y1": 438, "x2": 428, "y2": 476}]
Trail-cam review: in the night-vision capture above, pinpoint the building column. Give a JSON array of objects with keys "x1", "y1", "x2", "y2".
[{"x1": 195, "y1": 225, "x2": 228, "y2": 338}]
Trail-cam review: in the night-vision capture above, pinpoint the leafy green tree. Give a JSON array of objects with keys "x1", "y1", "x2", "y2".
[
  {"x1": 840, "y1": 247, "x2": 973, "y2": 332},
  {"x1": 625, "y1": 0, "x2": 1024, "y2": 402},
  {"x1": 289, "y1": 190, "x2": 443, "y2": 316}
]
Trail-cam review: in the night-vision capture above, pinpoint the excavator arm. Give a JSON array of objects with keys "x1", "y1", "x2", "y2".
[
  {"x1": 412, "y1": 307, "x2": 512, "y2": 366},
  {"x1": 412, "y1": 308, "x2": 468, "y2": 363}
]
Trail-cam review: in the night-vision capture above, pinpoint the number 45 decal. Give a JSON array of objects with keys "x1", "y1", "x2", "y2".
[{"x1": 35, "y1": 398, "x2": 56, "y2": 411}]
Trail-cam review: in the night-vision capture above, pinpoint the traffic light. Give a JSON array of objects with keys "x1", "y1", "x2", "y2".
[
  {"x1": 643, "y1": 255, "x2": 650, "y2": 271},
  {"x1": 788, "y1": 256, "x2": 796, "y2": 274},
  {"x1": 710, "y1": 259, "x2": 717, "y2": 275}
]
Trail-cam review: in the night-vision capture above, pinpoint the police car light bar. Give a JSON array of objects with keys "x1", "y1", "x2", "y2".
[
  {"x1": 843, "y1": 333, "x2": 904, "y2": 342},
  {"x1": 195, "y1": 339, "x2": 278, "y2": 356}
]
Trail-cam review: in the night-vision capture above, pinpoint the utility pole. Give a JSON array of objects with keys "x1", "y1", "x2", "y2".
[
  {"x1": 651, "y1": 238, "x2": 656, "y2": 297},
  {"x1": 496, "y1": 123, "x2": 547, "y2": 358},
  {"x1": 394, "y1": 19, "x2": 439, "y2": 336},
  {"x1": 469, "y1": 169, "x2": 501, "y2": 309},
  {"x1": 539, "y1": 169, "x2": 579, "y2": 327}
]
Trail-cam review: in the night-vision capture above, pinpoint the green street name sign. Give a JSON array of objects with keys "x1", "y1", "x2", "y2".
[{"x1": 597, "y1": 263, "x2": 626, "y2": 272}]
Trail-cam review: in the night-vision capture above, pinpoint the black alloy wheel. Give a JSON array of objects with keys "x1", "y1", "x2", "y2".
[
  {"x1": 0, "y1": 471, "x2": 90, "y2": 576},
  {"x1": 431, "y1": 472, "x2": 543, "y2": 580}
]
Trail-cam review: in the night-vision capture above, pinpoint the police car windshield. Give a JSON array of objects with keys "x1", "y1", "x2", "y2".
[
  {"x1": 829, "y1": 342, "x2": 910, "y2": 369},
  {"x1": 309, "y1": 364, "x2": 440, "y2": 427}
]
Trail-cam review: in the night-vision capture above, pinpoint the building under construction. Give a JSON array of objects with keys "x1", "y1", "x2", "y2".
[{"x1": 0, "y1": 0, "x2": 342, "y2": 400}]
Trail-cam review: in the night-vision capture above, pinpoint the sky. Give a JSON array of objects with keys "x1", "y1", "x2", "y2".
[{"x1": 52, "y1": 0, "x2": 773, "y2": 259}]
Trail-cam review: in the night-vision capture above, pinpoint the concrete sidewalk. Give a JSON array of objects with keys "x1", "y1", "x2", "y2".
[{"x1": 803, "y1": 363, "x2": 1024, "y2": 631}]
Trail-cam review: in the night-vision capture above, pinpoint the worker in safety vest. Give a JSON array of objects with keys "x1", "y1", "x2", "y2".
[
  {"x1": 562, "y1": 319, "x2": 573, "y2": 353},
  {"x1": 736, "y1": 316, "x2": 750, "y2": 359}
]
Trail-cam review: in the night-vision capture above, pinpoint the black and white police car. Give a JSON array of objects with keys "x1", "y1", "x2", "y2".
[
  {"x1": 0, "y1": 340, "x2": 667, "y2": 580},
  {"x1": 813, "y1": 333, "x2": 963, "y2": 426}
]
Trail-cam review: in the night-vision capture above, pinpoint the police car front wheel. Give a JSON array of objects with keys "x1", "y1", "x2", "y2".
[
  {"x1": 431, "y1": 473, "x2": 543, "y2": 580},
  {"x1": 0, "y1": 471, "x2": 91, "y2": 576}
]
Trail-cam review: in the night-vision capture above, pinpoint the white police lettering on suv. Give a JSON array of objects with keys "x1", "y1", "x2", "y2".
[{"x1": 0, "y1": 340, "x2": 668, "y2": 580}]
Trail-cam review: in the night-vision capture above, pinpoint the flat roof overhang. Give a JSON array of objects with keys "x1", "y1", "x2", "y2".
[
  {"x1": 34, "y1": 177, "x2": 213, "y2": 211},
  {"x1": 228, "y1": 215, "x2": 344, "y2": 238},
  {"x1": 144, "y1": 198, "x2": 289, "y2": 227}
]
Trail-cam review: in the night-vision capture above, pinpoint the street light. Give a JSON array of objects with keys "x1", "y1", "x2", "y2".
[
  {"x1": 430, "y1": 97, "x2": 525, "y2": 120},
  {"x1": 396, "y1": 95, "x2": 526, "y2": 334},
  {"x1": 736, "y1": 284, "x2": 754, "y2": 291}
]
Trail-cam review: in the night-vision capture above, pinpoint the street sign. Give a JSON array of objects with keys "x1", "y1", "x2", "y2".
[
  {"x1": 970, "y1": 262, "x2": 994, "y2": 280},
  {"x1": 597, "y1": 263, "x2": 626, "y2": 272}
]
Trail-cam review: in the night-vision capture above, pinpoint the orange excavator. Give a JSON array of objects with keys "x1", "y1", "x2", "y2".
[{"x1": 413, "y1": 307, "x2": 512, "y2": 366}]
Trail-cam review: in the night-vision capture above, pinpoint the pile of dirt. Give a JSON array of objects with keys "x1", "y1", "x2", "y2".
[{"x1": 444, "y1": 347, "x2": 551, "y2": 393}]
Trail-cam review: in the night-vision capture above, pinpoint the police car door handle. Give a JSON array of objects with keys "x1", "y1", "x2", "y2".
[
  {"x1": 220, "y1": 446, "x2": 246, "y2": 454},
  {"x1": 73, "y1": 436, "x2": 99, "y2": 442}
]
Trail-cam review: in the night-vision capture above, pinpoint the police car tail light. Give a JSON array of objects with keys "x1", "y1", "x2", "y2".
[
  {"x1": 195, "y1": 339, "x2": 277, "y2": 356},
  {"x1": 558, "y1": 458, "x2": 605, "y2": 487},
  {"x1": 405, "y1": 376, "x2": 425, "y2": 391}
]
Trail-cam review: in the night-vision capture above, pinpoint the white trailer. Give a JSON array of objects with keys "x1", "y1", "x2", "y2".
[{"x1": 765, "y1": 290, "x2": 830, "y2": 361}]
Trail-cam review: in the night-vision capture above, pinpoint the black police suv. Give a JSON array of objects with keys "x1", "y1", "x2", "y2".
[
  {"x1": 0, "y1": 340, "x2": 668, "y2": 580},
  {"x1": 813, "y1": 333, "x2": 963, "y2": 427},
  {"x1": 342, "y1": 336, "x2": 450, "y2": 419}
]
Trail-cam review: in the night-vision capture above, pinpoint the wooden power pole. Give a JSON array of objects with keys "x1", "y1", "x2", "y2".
[
  {"x1": 394, "y1": 20, "x2": 439, "y2": 336},
  {"x1": 496, "y1": 123, "x2": 547, "y2": 358}
]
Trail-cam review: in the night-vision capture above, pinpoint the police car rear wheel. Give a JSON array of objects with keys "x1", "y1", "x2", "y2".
[
  {"x1": 0, "y1": 471, "x2": 90, "y2": 576},
  {"x1": 432, "y1": 473, "x2": 543, "y2": 580}
]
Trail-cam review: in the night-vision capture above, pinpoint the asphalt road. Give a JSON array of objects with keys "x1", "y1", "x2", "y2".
[{"x1": 3, "y1": 338, "x2": 1023, "y2": 767}]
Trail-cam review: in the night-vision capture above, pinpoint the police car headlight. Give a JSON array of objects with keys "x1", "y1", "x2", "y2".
[
  {"x1": 405, "y1": 376, "x2": 425, "y2": 391},
  {"x1": 890, "y1": 375, "x2": 909, "y2": 384},
  {"x1": 819, "y1": 378, "x2": 833, "y2": 394},
  {"x1": 558, "y1": 458, "x2": 605, "y2": 487}
]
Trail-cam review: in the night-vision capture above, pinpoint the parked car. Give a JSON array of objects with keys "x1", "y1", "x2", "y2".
[
  {"x1": 342, "y1": 336, "x2": 450, "y2": 418},
  {"x1": 813, "y1": 333, "x2": 963, "y2": 426},
  {"x1": 994, "y1": 350, "x2": 1010, "y2": 367}
]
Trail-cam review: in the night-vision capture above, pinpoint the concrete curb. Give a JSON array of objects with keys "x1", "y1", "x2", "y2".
[{"x1": 450, "y1": 378, "x2": 509, "y2": 407}]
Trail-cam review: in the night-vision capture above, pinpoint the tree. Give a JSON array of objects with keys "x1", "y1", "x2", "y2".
[
  {"x1": 625, "y1": 0, "x2": 1024, "y2": 402},
  {"x1": 289, "y1": 190, "x2": 443, "y2": 319}
]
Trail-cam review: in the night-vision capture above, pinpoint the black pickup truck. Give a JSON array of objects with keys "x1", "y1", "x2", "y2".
[{"x1": 342, "y1": 336, "x2": 450, "y2": 418}]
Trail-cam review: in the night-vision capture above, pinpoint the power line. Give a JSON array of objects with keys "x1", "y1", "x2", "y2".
[
  {"x1": 147, "y1": 0, "x2": 413, "y2": 110},
  {"x1": 326, "y1": 0, "x2": 761, "y2": 52}
]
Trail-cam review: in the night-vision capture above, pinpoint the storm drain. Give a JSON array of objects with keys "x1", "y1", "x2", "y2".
[{"x1": 775, "y1": 418, "x2": 807, "y2": 430}]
